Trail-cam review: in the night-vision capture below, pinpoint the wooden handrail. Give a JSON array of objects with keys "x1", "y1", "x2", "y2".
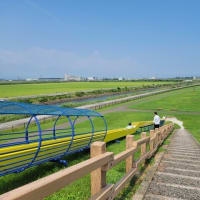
[
  {"x1": 0, "y1": 152, "x2": 114, "y2": 200},
  {"x1": 114, "y1": 167, "x2": 138, "y2": 197},
  {"x1": 137, "y1": 136, "x2": 150, "y2": 146},
  {"x1": 136, "y1": 152, "x2": 150, "y2": 167},
  {"x1": 90, "y1": 184, "x2": 114, "y2": 200},
  {"x1": 113, "y1": 146, "x2": 137, "y2": 167}
]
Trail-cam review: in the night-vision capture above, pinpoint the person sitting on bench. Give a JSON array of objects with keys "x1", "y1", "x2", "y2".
[{"x1": 126, "y1": 122, "x2": 133, "y2": 129}]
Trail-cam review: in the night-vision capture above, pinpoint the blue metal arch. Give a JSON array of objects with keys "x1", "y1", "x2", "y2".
[
  {"x1": 87, "y1": 116, "x2": 95, "y2": 148},
  {"x1": 65, "y1": 116, "x2": 75, "y2": 153},
  {"x1": 23, "y1": 115, "x2": 42, "y2": 171},
  {"x1": 0, "y1": 101, "x2": 107, "y2": 177}
]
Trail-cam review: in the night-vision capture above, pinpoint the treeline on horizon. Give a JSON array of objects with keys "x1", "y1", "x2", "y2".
[{"x1": 0, "y1": 78, "x2": 190, "y2": 86}]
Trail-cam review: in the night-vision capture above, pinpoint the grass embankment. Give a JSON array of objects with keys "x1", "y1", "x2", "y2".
[
  {"x1": 129, "y1": 85, "x2": 200, "y2": 141},
  {"x1": 0, "y1": 81, "x2": 177, "y2": 106},
  {"x1": 61, "y1": 87, "x2": 158, "y2": 108},
  {"x1": 0, "y1": 111, "x2": 156, "y2": 200},
  {"x1": 129, "y1": 85, "x2": 200, "y2": 112},
  {"x1": 0, "y1": 81, "x2": 175, "y2": 98}
]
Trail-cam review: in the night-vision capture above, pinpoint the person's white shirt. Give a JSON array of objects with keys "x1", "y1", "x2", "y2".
[
  {"x1": 153, "y1": 115, "x2": 160, "y2": 125},
  {"x1": 126, "y1": 124, "x2": 136, "y2": 129},
  {"x1": 126, "y1": 125, "x2": 133, "y2": 129}
]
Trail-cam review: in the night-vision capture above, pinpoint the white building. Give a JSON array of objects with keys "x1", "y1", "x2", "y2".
[
  {"x1": 184, "y1": 80, "x2": 193, "y2": 82},
  {"x1": 87, "y1": 77, "x2": 95, "y2": 81},
  {"x1": 64, "y1": 74, "x2": 81, "y2": 81},
  {"x1": 26, "y1": 78, "x2": 38, "y2": 81}
]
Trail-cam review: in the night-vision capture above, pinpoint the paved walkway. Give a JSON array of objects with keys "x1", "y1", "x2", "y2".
[{"x1": 144, "y1": 128, "x2": 200, "y2": 200}]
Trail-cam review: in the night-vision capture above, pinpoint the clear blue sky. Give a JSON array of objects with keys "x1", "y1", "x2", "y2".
[{"x1": 0, "y1": 0, "x2": 200, "y2": 79}]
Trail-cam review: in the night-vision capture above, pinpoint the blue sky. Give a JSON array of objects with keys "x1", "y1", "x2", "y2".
[{"x1": 0, "y1": 0, "x2": 200, "y2": 79}]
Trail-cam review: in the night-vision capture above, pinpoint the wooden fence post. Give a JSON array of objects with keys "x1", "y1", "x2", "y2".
[
  {"x1": 141, "y1": 132, "x2": 147, "y2": 156},
  {"x1": 126, "y1": 135, "x2": 134, "y2": 173},
  {"x1": 163, "y1": 128, "x2": 166, "y2": 139},
  {"x1": 160, "y1": 129, "x2": 164, "y2": 141},
  {"x1": 171, "y1": 124, "x2": 174, "y2": 132},
  {"x1": 164, "y1": 128, "x2": 168, "y2": 138},
  {"x1": 155, "y1": 128, "x2": 159, "y2": 144},
  {"x1": 167, "y1": 126, "x2": 170, "y2": 134},
  {"x1": 150, "y1": 130, "x2": 155, "y2": 152},
  {"x1": 166, "y1": 127, "x2": 169, "y2": 136},
  {"x1": 91, "y1": 142, "x2": 107, "y2": 196},
  {"x1": 159, "y1": 131, "x2": 162, "y2": 144}
]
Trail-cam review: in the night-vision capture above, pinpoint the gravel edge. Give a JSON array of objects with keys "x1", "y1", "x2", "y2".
[
  {"x1": 132, "y1": 129, "x2": 178, "y2": 200},
  {"x1": 132, "y1": 152, "x2": 164, "y2": 200}
]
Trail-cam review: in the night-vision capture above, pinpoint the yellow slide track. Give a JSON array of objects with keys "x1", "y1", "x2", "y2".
[{"x1": 0, "y1": 121, "x2": 153, "y2": 173}]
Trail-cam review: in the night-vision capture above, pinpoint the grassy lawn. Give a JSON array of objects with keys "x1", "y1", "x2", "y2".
[
  {"x1": 127, "y1": 86, "x2": 200, "y2": 141},
  {"x1": 129, "y1": 85, "x2": 200, "y2": 112},
  {"x1": 0, "y1": 81, "x2": 174, "y2": 98},
  {"x1": 0, "y1": 111, "x2": 156, "y2": 200},
  {"x1": 170, "y1": 114, "x2": 200, "y2": 142}
]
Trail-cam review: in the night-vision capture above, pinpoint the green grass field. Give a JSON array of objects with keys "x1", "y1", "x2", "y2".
[
  {"x1": 128, "y1": 85, "x2": 200, "y2": 141},
  {"x1": 0, "y1": 81, "x2": 174, "y2": 98},
  {"x1": 129, "y1": 85, "x2": 200, "y2": 112}
]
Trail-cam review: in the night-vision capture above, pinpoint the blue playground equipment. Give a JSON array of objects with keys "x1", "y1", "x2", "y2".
[
  {"x1": 0, "y1": 101, "x2": 107, "y2": 176},
  {"x1": 0, "y1": 101, "x2": 165, "y2": 177}
]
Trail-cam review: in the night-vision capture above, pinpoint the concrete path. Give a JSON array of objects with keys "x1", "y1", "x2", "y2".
[
  {"x1": 144, "y1": 126, "x2": 200, "y2": 199},
  {"x1": 166, "y1": 117, "x2": 184, "y2": 129}
]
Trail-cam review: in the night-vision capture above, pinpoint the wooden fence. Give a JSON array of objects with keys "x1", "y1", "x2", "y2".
[{"x1": 0, "y1": 123, "x2": 174, "y2": 200}]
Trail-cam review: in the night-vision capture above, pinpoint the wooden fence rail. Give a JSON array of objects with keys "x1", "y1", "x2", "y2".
[{"x1": 0, "y1": 123, "x2": 174, "y2": 200}]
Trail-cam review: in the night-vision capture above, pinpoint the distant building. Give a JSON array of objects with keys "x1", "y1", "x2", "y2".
[
  {"x1": 87, "y1": 77, "x2": 95, "y2": 81},
  {"x1": 64, "y1": 74, "x2": 81, "y2": 81},
  {"x1": 26, "y1": 78, "x2": 38, "y2": 81},
  {"x1": 38, "y1": 78, "x2": 62, "y2": 81},
  {"x1": 87, "y1": 76, "x2": 99, "y2": 81},
  {"x1": 184, "y1": 80, "x2": 193, "y2": 82}
]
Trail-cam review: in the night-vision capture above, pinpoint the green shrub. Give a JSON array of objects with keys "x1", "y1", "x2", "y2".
[
  {"x1": 38, "y1": 97, "x2": 48, "y2": 103},
  {"x1": 75, "y1": 92, "x2": 85, "y2": 97},
  {"x1": 16, "y1": 99, "x2": 33, "y2": 104},
  {"x1": 117, "y1": 87, "x2": 121, "y2": 91}
]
